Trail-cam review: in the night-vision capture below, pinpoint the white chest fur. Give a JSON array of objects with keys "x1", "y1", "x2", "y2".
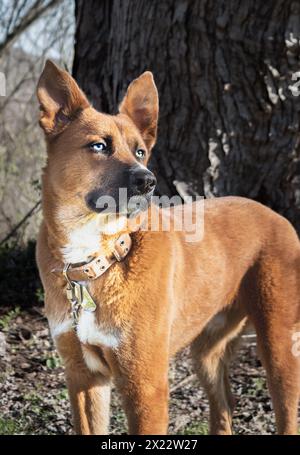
[
  {"x1": 49, "y1": 309, "x2": 120, "y2": 375},
  {"x1": 54, "y1": 212, "x2": 125, "y2": 372},
  {"x1": 60, "y1": 213, "x2": 128, "y2": 264},
  {"x1": 61, "y1": 217, "x2": 102, "y2": 264},
  {"x1": 50, "y1": 312, "x2": 120, "y2": 349},
  {"x1": 76, "y1": 311, "x2": 120, "y2": 348}
]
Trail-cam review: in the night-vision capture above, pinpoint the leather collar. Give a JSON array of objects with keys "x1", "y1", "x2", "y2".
[{"x1": 52, "y1": 233, "x2": 132, "y2": 282}]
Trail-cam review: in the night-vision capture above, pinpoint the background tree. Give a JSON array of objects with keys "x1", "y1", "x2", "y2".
[
  {"x1": 73, "y1": 0, "x2": 300, "y2": 232},
  {"x1": 0, "y1": 0, "x2": 74, "y2": 242},
  {"x1": 0, "y1": 0, "x2": 62, "y2": 57}
]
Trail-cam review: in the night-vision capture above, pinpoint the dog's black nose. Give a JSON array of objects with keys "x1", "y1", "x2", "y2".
[{"x1": 130, "y1": 168, "x2": 156, "y2": 194}]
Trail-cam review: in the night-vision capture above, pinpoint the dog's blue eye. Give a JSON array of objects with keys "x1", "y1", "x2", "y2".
[
  {"x1": 90, "y1": 142, "x2": 107, "y2": 153},
  {"x1": 136, "y1": 149, "x2": 145, "y2": 159}
]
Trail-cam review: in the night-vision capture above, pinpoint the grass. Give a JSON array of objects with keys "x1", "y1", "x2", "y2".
[
  {"x1": 44, "y1": 352, "x2": 61, "y2": 369},
  {"x1": 252, "y1": 377, "x2": 266, "y2": 392},
  {"x1": 0, "y1": 306, "x2": 20, "y2": 331},
  {"x1": 0, "y1": 416, "x2": 23, "y2": 435},
  {"x1": 57, "y1": 388, "x2": 69, "y2": 401},
  {"x1": 23, "y1": 391, "x2": 43, "y2": 405},
  {"x1": 248, "y1": 377, "x2": 267, "y2": 397},
  {"x1": 110, "y1": 406, "x2": 127, "y2": 434},
  {"x1": 0, "y1": 391, "x2": 69, "y2": 435},
  {"x1": 35, "y1": 287, "x2": 45, "y2": 303},
  {"x1": 180, "y1": 421, "x2": 209, "y2": 435}
]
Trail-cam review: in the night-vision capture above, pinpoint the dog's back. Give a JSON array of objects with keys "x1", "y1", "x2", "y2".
[{"x1": 36, "y1": 61, "x2": 300, "y2": 435}]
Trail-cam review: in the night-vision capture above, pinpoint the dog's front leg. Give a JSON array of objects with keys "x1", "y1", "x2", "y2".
[
  {"x1": 55, "y1": 331, "x2": 111, "y2": 435},
  {"x1": 113, "y1": 344, "x2": 169, "y2": 435},
  {"x1": 119, "y1": 371, "x2": 169, "y2": 435}
]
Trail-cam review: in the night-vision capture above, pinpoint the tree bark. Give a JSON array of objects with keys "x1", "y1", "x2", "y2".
[{"x1": 73, "y1": 0, "x2": 300, "y2": 232}]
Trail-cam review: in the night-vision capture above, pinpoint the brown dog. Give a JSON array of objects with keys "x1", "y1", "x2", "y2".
[{"x1": 36, "y1": 60, "x2": 300, "y2": 435}]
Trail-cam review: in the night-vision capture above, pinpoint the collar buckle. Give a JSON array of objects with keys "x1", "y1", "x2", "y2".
[{"x1": 113, "y1": 233, "x2": 132, "y2": 262}]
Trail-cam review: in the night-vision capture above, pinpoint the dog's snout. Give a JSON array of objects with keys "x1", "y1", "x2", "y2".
[{"x1": 130, "y1": 168, "x2": 156, "y2": 194}]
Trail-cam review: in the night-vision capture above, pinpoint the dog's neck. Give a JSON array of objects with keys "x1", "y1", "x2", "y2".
[
  {"x1": 60, "y1": 214, "x2": 132, "y2": 264},
  {"x1": 42, "y1": 195, "x2": 148, "y2": 267},
  {"x1": 41, "y1": 175, "x2": 151, "y2": 265},
  {"x1": 43, "y1": 198, "x2": 130, "y2": 266}
]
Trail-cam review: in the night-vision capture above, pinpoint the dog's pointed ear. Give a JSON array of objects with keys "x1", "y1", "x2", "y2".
[
  {"x1": 37, "y1": 60, "x2": 90, "y2": 137},
  {"x1": 119, "y1": 72, "x2": 159, "y2": 150}
]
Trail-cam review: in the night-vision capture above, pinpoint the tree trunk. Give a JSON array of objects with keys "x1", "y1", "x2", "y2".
[{"x1": 73, "y1": 0, "x2": 300, "y2": 232}]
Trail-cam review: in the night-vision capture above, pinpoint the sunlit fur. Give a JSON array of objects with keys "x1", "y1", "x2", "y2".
[{"x1": 36, "y1": 61, "x2": 300, "y2": 435}]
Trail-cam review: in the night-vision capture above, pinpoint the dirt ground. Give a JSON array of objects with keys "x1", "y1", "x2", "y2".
[{"x1": 0, "y1": 306, "x2": 298, "y2": 435}]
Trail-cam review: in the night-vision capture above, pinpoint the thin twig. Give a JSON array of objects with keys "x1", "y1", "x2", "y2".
[
  {"x1": 0, "y1": 199, "x2": 41, "y2": 246},
  {"x1": 0, "y1": 0, "x2": 63, "y2": 58},
  {"x1": 170, "y1": 374, "x2": 197, "y2": 393}
]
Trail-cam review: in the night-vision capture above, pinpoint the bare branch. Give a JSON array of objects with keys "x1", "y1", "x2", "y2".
[
  {"x1": 0, "y1": 200, "x2": 41, "y2": 246},
  {"x1": 0, "y1": 0, "x2": 63, "y2": 58}
]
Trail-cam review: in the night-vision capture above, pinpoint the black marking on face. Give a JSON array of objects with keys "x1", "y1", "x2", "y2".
[{"x1": 85, "y1": 162, "x2": 156, "y2": 214}]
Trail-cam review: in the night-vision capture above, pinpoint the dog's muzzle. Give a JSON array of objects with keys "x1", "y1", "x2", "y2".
[{"x1": 129, "y1": 168, "x2": 156, "y2": 196}]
